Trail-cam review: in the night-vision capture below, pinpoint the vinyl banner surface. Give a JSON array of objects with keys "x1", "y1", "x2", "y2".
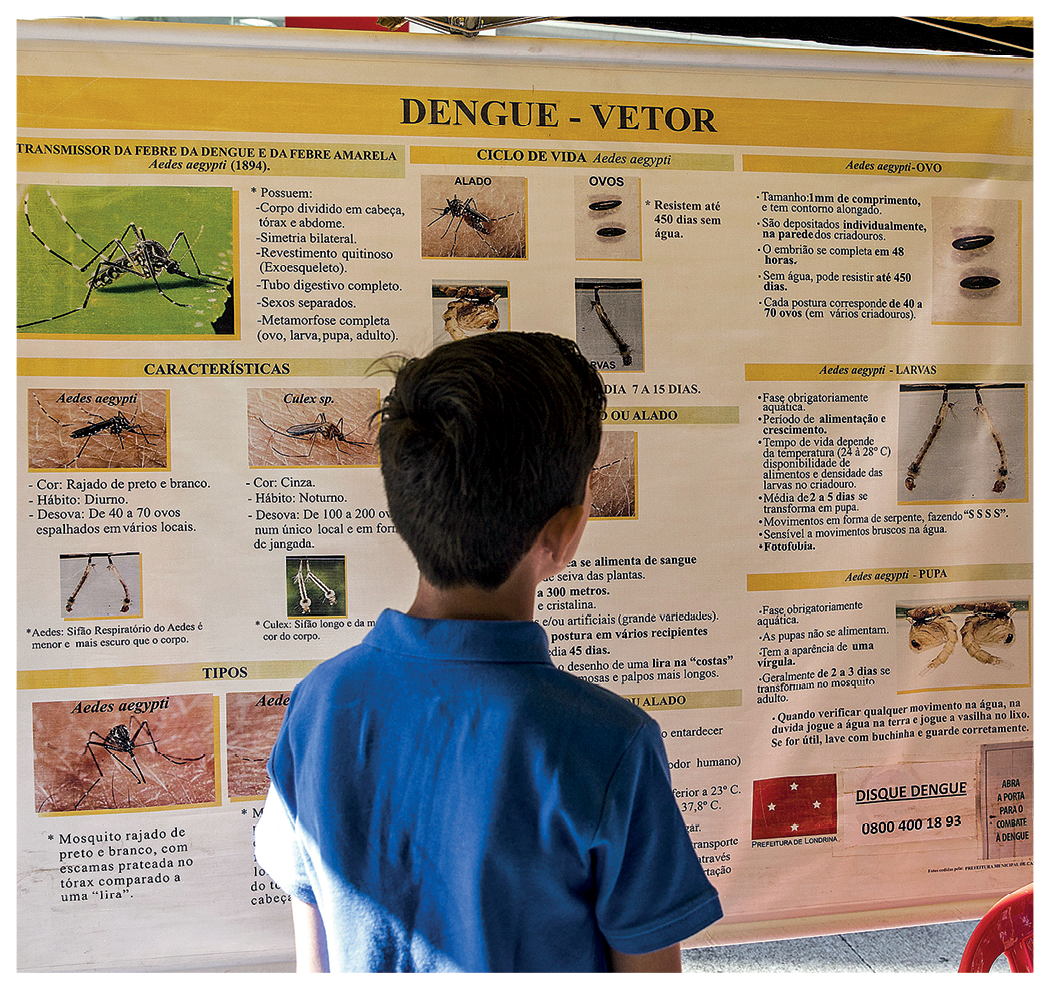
[{"x1": 16, "y1": 20, "x2": 1032, "y2": 971}]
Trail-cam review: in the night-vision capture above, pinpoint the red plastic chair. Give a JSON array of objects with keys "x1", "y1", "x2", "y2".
[{"x1": 959, "y1": 883, "x2": 1033, "y2": 972}]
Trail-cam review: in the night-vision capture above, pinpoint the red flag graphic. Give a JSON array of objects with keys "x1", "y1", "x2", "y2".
[{"x1": 751, "y1": 773, "x2": 838, "y2": 839}]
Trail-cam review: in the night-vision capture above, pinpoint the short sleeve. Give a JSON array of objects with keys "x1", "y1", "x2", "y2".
[
  {"x1": 253, "y1": 721, "x2": 317, "y2": 905},
  {"x1": 590, "y1": 719, "x2": 722, "y2": 954}
]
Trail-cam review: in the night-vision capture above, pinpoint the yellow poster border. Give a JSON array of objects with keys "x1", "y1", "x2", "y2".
[{"x1": 18, "y1": 76, "x2": 1032, "y2": 158}]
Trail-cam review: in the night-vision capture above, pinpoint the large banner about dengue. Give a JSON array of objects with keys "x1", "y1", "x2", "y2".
[{"x1": 16, "y1": 19, "x2": 1032, "y2": 971}]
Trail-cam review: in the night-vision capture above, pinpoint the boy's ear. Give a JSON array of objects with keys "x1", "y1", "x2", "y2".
[{"x1": 537, "y1": 501, "x2": 589, "y2": 574}]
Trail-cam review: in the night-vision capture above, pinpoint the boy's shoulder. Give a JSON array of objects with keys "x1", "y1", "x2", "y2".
[{"x1": 289, "y1": 609, "x2": 656, "y2": 738}]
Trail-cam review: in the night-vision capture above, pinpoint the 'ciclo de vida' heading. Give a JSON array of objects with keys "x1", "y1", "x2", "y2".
[{"x1": 400, "y1": 97, "x2": 717, "y2": 133}]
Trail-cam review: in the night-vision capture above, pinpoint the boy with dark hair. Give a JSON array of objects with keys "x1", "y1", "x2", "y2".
[{"x1": 255, "y1": 332, "x2": 722, "y2": 972}]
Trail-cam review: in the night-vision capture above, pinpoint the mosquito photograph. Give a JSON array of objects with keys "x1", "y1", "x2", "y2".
[
  {"x1": 17, "y1": 184, "x2": 235, "y2": 336},
  {"x1": 421, "y1": 175, "x2": 527, "y2": 259},
  {"x1": 28, "y1": 389, "x2": 170, "y2": 471},
  {"x1": 33, "y1": 695, "x2": 217, "y2": 814},
  {"x1": 589, "y1": 431, "x2": 638, "y2": 520},
  {"x1": 248, "y1": 387, "x2": 380, "y2": 467},
  {"x1": 226, "y1": 691, "x2": 291, "y2": 800}
]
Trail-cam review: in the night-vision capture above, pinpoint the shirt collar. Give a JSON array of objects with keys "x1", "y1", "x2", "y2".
[{"x1": 363, "y1": 608, "x2": 552, "y2": 665}]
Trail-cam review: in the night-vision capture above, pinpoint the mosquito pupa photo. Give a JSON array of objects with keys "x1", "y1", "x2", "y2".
[
  {"x1": 896, "y1": 598, "x2": 1029, "y2": 692},
  {"x1": 433, "y1": 282, "x2": 507, "y2": 342}
]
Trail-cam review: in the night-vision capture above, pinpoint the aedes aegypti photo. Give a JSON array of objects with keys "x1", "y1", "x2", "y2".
[
  {"x1": 33, "y1": 697, "x2": 215, "y2": 814},
  {"x1": 18, "y1": 185, "x2": 234, "y2": 334}
]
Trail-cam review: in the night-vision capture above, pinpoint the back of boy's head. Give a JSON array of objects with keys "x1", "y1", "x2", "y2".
[{"x1": 378, "y1": 332, "x2": 605, "y2": 590}]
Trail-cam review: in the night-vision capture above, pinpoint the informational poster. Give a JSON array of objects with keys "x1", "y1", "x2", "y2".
[{"x1": 17, "y1": 20, "x2": 1032, "y2": 971}]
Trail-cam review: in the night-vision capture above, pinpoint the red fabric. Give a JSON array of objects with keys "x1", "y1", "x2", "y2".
[
  {"x1": 751, "y1": 773, "x2": 837, "y2": 839},
  {"x1": 959, "y1": 884, "x2": 1033, "y2": 972}
]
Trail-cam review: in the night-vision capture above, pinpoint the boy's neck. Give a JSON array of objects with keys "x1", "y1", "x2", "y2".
[
  {"x1": 405, "y1": 499, "x2": 590, "y2": 624},
  {"x1": 407, "y1": 571, "x2": 537, "y2": 623}
]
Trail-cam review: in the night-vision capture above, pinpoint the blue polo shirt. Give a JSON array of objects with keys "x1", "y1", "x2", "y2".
[{"x1": 255, "y1": 609, "x2": 721, "y2": 972}]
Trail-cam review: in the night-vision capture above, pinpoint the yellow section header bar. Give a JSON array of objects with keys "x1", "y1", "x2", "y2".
[
  {"x1": 747, "y1": 562, "x2": 1032, "y2": 592},
  {"x1": 412, "y1": 145, "x2": 733, "y2": 172},
  {"x1": 18, "y1": 357, "x2": 387, "y2": 378},
  {"x1": 603, "y1": 406, "x2": 739, "y2": 425},
  {"x1": 744, "y1": 155, "x2": 1032, "y2": 181},
  {"x1": 18, "y1": 77, "x2": 1031, "y2": 157},
  {"x1": 621, "y1": 689, "x2": 742, "y2": 712},
  {"x1": 746, "y1": 363, "x2": 1034, "y2": 383},
  {"x1": 17, "y1": 137, "x2": 404, "y2": 178},
  {"x1": 17, "y1": 658, "x2": 321, "y2": 690}
]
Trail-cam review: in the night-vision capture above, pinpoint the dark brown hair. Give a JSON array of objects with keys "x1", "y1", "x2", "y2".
[{"x1": 377, "y1": 332, "x2": 605, "y2": 589}]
